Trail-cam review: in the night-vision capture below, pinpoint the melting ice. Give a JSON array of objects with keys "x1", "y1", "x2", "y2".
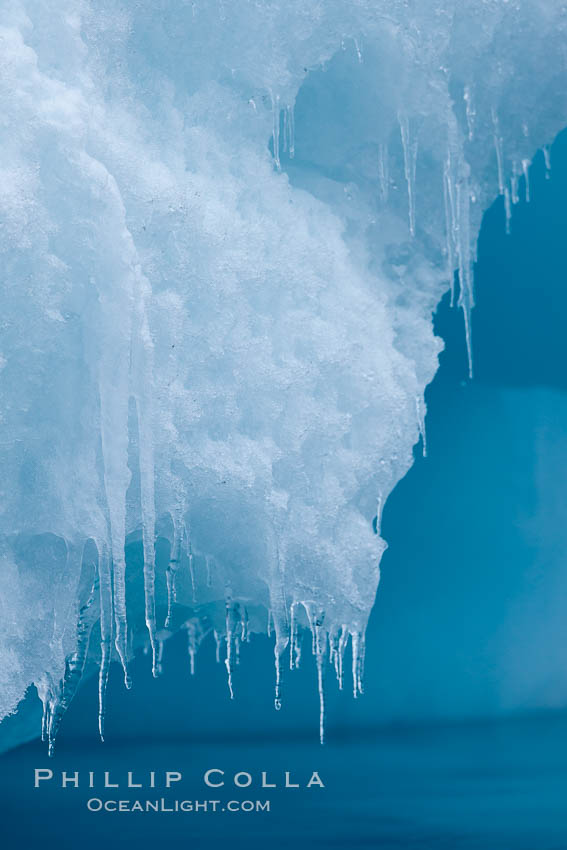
[{"x1": 0, "y1": 0, "x2": 566, "y2": 752}]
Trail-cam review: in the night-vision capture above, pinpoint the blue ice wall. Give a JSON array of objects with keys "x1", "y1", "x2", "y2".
[
  {"x1": 2, "y1": 3, "x2": 567, "y2": 755},
  {"x1": 6, "y1": 129, "x2": 562, "y2": 747}
]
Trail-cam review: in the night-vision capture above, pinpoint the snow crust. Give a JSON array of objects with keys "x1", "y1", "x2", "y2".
[{"x1": 1, "y1": 0, "x2": 566, "y2": 748}]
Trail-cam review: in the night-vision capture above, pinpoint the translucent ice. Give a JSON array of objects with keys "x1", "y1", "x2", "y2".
[{"x1": 0, "y1": 0, "x2": 566, "y2": 748}]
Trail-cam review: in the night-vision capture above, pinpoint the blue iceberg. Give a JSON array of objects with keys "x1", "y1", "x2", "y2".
[{"x1": 0, "y1": 0, "x2": 566, "y2": 754}]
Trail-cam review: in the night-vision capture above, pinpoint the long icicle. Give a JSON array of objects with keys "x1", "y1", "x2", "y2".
[
  {"x1": 112, "y1": 551, "x2": 131, "y2": 688},
  {"x1": 446, "y1": 108, "x2": 475, "y2": 378},
  {"x1": 351, "y1": 630, "x2": 365, "y2": 698},
  {"x1": 165, "y1": 511, "x2": 183, "y2": 629},
  {"x1": 522, "y1": 159, "x2": 531, "y2": 202},
  {"x1": 48, "y1": 557, "x2": 99, "y2": 756},
  {"x1": 415, "y1": 395, "x2": 427, "y2": 458},
  {"x1": 98, "y1": 544, "x2": 113, "y2": 742},
  {"x1": 314, "y1": 615, "x2": 327, "y2": 745},
  {"x1": 287, "y1": 104, "x2": 295, "y2": 159},
  {"x1": 399, "y1": 113, "x2": 418, "y2": 237},
  {"x1": 225, "y1": 598, "x2": 239, "y2": 699},
  {"x1": 443, "y1": 153, "x2": 457, "y2": 307},
  {"x1": 132, "y1": 265, "x2": 158, "y2": 677}
]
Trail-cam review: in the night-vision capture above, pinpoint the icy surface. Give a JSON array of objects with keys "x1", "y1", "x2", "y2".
[{"x1": 0, "y1": 0, "x2": 566, "y2": 748}]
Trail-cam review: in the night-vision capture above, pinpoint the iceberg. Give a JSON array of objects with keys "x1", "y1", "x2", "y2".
[{"x1": 1, "y1": 0, "x2": 566, "y2": 752}]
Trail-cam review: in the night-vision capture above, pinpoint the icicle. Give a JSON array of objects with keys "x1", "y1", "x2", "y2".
[
  {"x1": 463, "y1": 85, "x2": 475, "y2": 141},
  {"x1": 522, "y1": 159, "x2": 531, "y2": 202},
  {"x1": 378, "y1": 142, "x2": 389, "y2": 204},
  {"x1": 353, "y1": 37, "x2": 363, "y2": 63},
  {"x1": 337, "y1": 627, "x2": 348, "y2": 690},
  {"x1": 98, "y1": 374, "x2": 130, "y2": 691},
  {"x1": 132, "y1": 267, "x2": 158, "y2": 677},
  {"x1": 158, "y1": 636, "x2": 165, "y2": 669},
  {"x1": 48, "y1": 557, "x2": 99, "y2": 756},
  {"x1": 187, "y1": 622, "x2": 197, "y2": 675},
  {"x1": 267, "y1": 607, "x2": 273, "y2": 637},
  {"x1": 40, "y1": 693, "x2": 49, "y2": 742},
  {"x1": 329, "y1": 626, "x2": 348, "y2": 691},
  {"x1": 543, "y1": 144, "x2": 551, "y2": 179},
  {"x1": 511, "y1": 166, "x2": 520, "y2": 205},
  {"x1": 313, "y1": 616, "x2": 327, "y2": 745},
  {"x1": 351, "y1": 630, "x2": 365, "y2": 698},
  {"x1": 503, "y1": 186, "x2": 512, "y2": 234},
  {"x1": 359, "y1": 633, "x2": 366, "y2": 694},
  {"x1": 271, "y1": 603, "x2": 290, "y2": 711},
  {"x1": 98, "y1": 375, "x2": 131, "y2": 691},
  {"x1": 37, "y1": 678, "x2": 59, "y2": 757},
  {"x1": 289, "y1": 602, "x2": 304, "y2": 671},
  {"x1": 290, "y1": 603, "x2": 298, "y2": 670},
  {"x1": 240, "y1": 606, "x2": 249, "y2": 643},
  {"x1": 375, "y1": 492, "x2": 384, "y2": 537},
  {"x1": 111, "y1": 557, "x2": 131, "y2": 688},
  {"x1": 36, "y1": 677, "x2": 54, "y2": 744},
  {"x1": 303, "y1": 604, "x2": 327, "y2": 742},
  {"x1": 329, "y1": 627, "x2": 341, "y2": 685},
  {"x1": 224, "y1": 598, "x2": 239, "y2": 699},
  {"x1": 286, "y1": 105, "x2": 295, "y2": 159},
  {"x1": 264, "y1": 535, "x2": 291, "y2": 711},
  {"x1": 98, "y1": 546, "x2": 113, "y2": 742},
  {"x1": 360, "y1": 635, "x2": 366, "y2": 695},
  {"x1": 141, "y1": 538, "x2": 157, "y2": 677},
  {"x1": 445, "y1": 108, "x2": 475, "y2": 378},
  {"x1": 155, "y1": 630, "x2": 169, "y2": 677},
  {"x1": 185, "y1": 618, "x2": 208, "y2": 675},
  {"x1": 399, "y1": 113, "x2": 418, "y2": 237},
  {"x1": 45, "y1": 685, "x2": 61, "y2": 757},
  {"x1": 415, "y1": 395, "x2": 427, "y2": 458},
  {"x1": 213, "y1": 629, "x2": 222, "y2": 664},
  {"x1": 205, "y1": 554, "x2": 212, "y2": 587},
  {"x1": 282, "y1": 106, "x2": 295, "y2": 158},
  {"x1": 95, "y1": 206, "x2": 137, "y2": 693},
  {"x1": 492, "y1": 108, "x2": 505, "y2": 196},
  {"x1": 165, "y1": 509, "x2": 184, "y2": 629},
  {"x1": 274, "y1": 650, "x2": 282, "y2": 711},
  {"x1": 443, "y1": 154, "x2": 457, "y2": 307},
  {"x1": 455, "y1": 169, "x2": 474, "y2": 378},
  {"x1": 295, "y1": 636, "x2": 303, "y2": 668},
  {"x1": 271, "y1": 92, "x2": 281, "y2": 171}
]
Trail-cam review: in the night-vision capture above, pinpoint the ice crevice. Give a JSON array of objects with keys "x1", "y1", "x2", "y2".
[{"x1": 0, "y1": 0, "x2": 567, "y2": 753}]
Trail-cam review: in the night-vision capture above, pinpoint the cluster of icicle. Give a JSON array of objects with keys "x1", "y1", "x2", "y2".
[
  {"x1": 36, "y1": 541, "x2": 369, "y2": 754},
  {"x1": 2, "y1": 0, "x2": 567, "y2": 759},
  {"x1": 35, "y1": 102, "x2": 552, "y2": 754}
]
